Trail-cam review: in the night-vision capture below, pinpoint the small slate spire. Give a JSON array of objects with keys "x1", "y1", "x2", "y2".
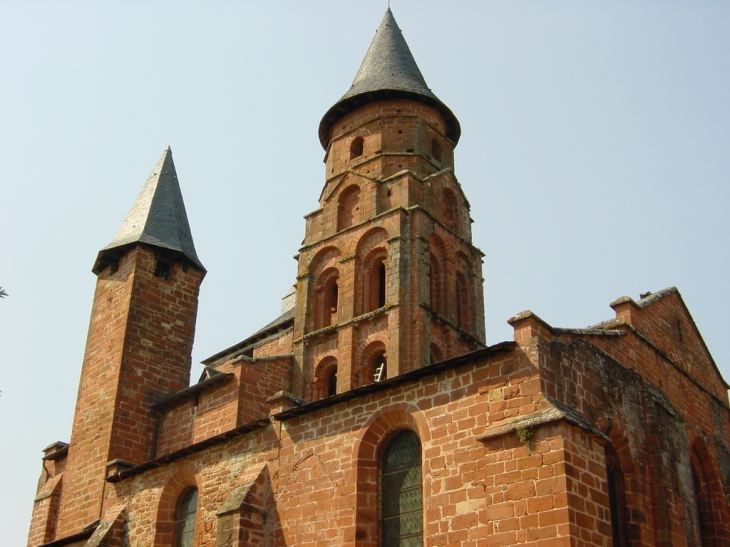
[
  {"x1": 319, "y1": 9, "x2": 460, "y2": 149},
  {"x1": 93, "y1": 147, "x2": 205, "y2": 274}
]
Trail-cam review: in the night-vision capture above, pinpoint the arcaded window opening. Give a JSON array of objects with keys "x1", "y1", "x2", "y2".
[
  {"x1": 330, "y1": 283, "x2": 339, "y2": 315},
  {"x1": 350, "y1": 137, "x2": 364, "y2": 159},
  {"x1": 358, "y1": 342, "x2": 387, "y2": 386},
  {"x1": 312, "y1": 358, "x2": 338, "y2": 400},
  {"x1": 311, "y1": 269, "x2": 339, "y2": 331},
  {"x1": 455, "y1": 272, "x2": 470, "y2": 330},
  {"x1": 381, "y1": 430, "x2": 423, "y2": 547},
  {"x1": 690, "y1": 444, "x2": 720, "y2": 547},
  {"x1": 373, "y1": 352, "x2": 387, "y2": 382},
  {"x1": 431, "y1": 139, "x2": 442, "y2": 162},
  {"x1": 429, "y1": 343, "x2": 442, "y2": 365},
  {"x1": 174, "y1": 487, "x2": 198, "y2": 547},
  {"x1": 428, "y1": 253, "x2": 443, "y2": 314},
  {"x1": 327, "y1": 368, "x2": 338, "y2": 397},
  {"x1": 442, "y1": 188, "x2": 459, "y2": 233},
  {"x1": 605, "y1": 444, "x2": 628, "y2": 547},
  {"x1": 362, "y1": 251, "x2": 388, "y2": 314},
  {"x1": 338, "y1": 185, "x2": 361, "y2": 231}
]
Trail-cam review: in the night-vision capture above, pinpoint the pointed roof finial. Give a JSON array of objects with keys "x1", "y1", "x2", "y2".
[
  {"x1": 319, "y1": 9, "x2": 460, "y2": 149},
  {"x1": 92, "y1": 147, "x2": 205, "y2": 274}
]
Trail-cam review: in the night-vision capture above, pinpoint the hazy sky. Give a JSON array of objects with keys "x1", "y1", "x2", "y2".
[{"x1": 2, "y1": 2, "x2": 729, "y2": 544}]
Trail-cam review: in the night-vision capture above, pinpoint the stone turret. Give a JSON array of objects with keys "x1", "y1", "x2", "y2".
[{"x1": 32, "y1": 148, "x2": 205, "y2": 542}]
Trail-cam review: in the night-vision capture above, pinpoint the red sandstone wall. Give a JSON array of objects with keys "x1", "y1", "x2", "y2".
[
  {"x1": 537, "y1": 321, "x2": 730, "y2": 545},
  {"x1": 157, "y1": 399, "x2": 196, "y2": 456},
  {"x1": 154, "y1": 356, "x2": 292, "y2": 458},
  {"x1": 49, "y1": 244, "x2": 202, "y2": 538},
  {"x1": 105, "y1": 345, "x2": 590, "y2": 547},
  {"x1": 325, "y1": 100, "x2": 453, "y2": 183},
  {"x1": 251, "y1": 331, "x2": 293, "y2": 358}
]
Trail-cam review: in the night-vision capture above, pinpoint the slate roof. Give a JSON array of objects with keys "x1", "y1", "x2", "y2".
[
  {"x1": 318, "y1": 9, "x2": 461, "y2": 149},
  {"x1": 93, "y1": 147, "x2": 205, "y2": 273},
  {"x1": 201, "y1": 308, "x2": 295, "y2": 366}
]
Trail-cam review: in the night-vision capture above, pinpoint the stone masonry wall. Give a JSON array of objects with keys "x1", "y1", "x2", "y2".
[
  {"x1": 103, "y1": 342, "x2": 608, "y2": 547},
  {"x1": 539, "y1": 326, "x2": 730, "y2": 545}
]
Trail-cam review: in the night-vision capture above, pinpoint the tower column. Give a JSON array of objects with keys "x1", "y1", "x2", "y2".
[{"x1": 52, "y1": 148, "x2": 205, "y2": 539}]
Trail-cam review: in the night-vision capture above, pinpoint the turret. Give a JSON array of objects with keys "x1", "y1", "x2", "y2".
[{"x1": 39, "y1": 148, "x2": 205, "y2": 541}]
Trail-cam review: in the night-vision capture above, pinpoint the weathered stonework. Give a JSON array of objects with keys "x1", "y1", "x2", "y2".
[{"x1": 27, "y1": 9, "x2": 730, "y2": 547}]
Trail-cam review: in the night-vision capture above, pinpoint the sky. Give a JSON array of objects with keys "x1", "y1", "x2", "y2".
[{"x1": 1, "y1": 1, "x2": 729, "y2": 544}]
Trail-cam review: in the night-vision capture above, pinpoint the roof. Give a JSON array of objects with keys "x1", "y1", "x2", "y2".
[
  {"x1": 318, "y1": 9, "x2": 461, "y2": 149},
  {"x1": 93, "y1": 147, "x2": 205, "y2": 274},
  {"x1": 201, "y1": 308, "x2": 295, "y2": 366}
]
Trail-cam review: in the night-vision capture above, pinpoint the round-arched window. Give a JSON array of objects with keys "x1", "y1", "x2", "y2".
[
  {"x1": 174, "y1": 487, "x2": 198, "y2": 547},
  {"x1": 381, "y1": 431, "x2": 422, "y2": 547}
]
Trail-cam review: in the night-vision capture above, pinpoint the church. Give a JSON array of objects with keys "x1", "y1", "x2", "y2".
[{"x1": 27, "y1": 10, "x2": 730, "y2": 547}]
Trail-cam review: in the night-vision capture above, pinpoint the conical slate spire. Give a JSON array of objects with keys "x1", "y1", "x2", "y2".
[
  {"x1": 93, "y1": 147, "x2": 205, "y2": 274},
  {"x1": 318, "y1": 9, "x2": 460, "y2": 148}
]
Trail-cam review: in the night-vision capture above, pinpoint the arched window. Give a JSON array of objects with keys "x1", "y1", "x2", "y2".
[
  {"x1": 442, "y1": 188, "x2": 459, "y2": 233},
  {"x1": 455, "y1": 272, "x2": 470, "y2": 330},
  {"x1": 338, "y1": 185, "x2": 361, "y2": 231},
  {"x1": 690, "y1": 443, "x2": 720, "y2": 547},
  {"x1": 329, "y1": 282, "x2": 339, "y2": 316},
  {"x1": 605, "y1": 444, "x2": 628, "y2": 547},
  {"x1": 327, "y1": 367, "x2": 338, "y2": 397},
  {"x1": 431, "y1": 139, "x2": 442, "y2": 163},
  {"x1": 312, "y1": 269, "x2": 339, "y2": 331},
  {"x1": 428, "y1": 253, "x2": 443, "y2": 314},
  {"x1": 373, "y1": 352, "x2": 387, "y2": 382},
  {"x1": 429, "y1": 343, "x2": 442, "y2": 365},
  {"x1": 174, "y1": 487, "x2": 198, "y2": 547},
  {"x1": 363, "y1": 252, "x2": 387, "y2": 314},
  {"x1": 350, "y1": 137, "x2": 364, "y2": 159},
  {"x1": 312, "y1": 357, "x2": 338, "y2": 400},
  {"x1": 358, "y1": 343, "x2": 387, "y2": 386},
  {"x1": 381, "y1": 431, "x2": 423, "y2": 547}
]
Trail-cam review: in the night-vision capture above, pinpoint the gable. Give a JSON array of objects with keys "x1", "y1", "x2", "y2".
[{"x1": 612, "y1": 287, "x2": 729, "y2": 396}]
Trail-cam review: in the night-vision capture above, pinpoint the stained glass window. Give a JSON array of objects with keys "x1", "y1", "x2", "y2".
[
  {"x1": 381, "y1": 431, "x2": 423, "y2": 547},
  {"x1": 174, "y1": 487, "x2": 198, "y2": 547},
  {"x1": 605, "y1": 445, "x2": 628, "y2": 546}
]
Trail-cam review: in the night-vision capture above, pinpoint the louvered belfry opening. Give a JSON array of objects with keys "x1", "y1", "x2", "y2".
[{"x1": 381, "y1": 431, "x2": 423, "y2": 547}]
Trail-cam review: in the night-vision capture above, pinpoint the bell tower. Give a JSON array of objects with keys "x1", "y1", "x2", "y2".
[
  {"x1": 291, "y1": 9, "x2": 485, "y2": 400},
  {"x1": 54, "y1": 148, "x2": 205, "y2": 537}
]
